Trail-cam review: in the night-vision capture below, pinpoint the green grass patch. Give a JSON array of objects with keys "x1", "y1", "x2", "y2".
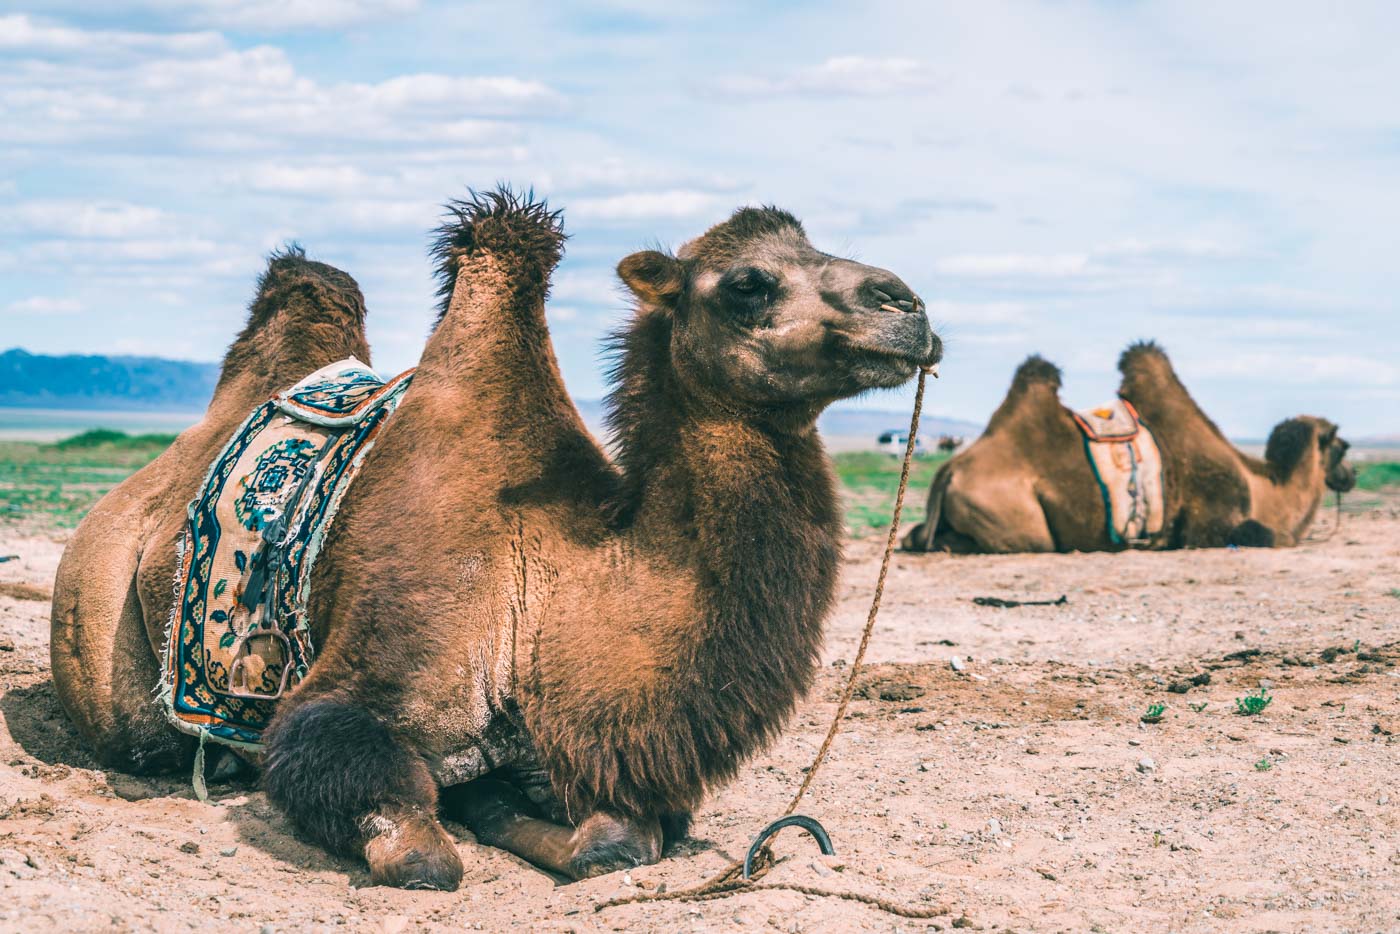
[
  {"x1": 0, "y1": 430, "x2": 175, "y2": 528},
  {"x1": 1234, "y1": 687, "x2": 1273, "y2": 716},
  {"x1": 52, "y1": 428, "x2": 178, "y2": 450},
  {"x1": 832, "y1": 451, "x2": 949, "y2": 535},
  {"x1": 1356, "y1": 461, "x2": 1400, "y2": 492}
]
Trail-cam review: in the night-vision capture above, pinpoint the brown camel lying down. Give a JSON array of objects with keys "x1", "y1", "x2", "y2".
[
  {"x1": 901, "y1": 342, "x2": 1355, "y2": 554},
  {"x1": 51, "y1": 190, "x2": 941, "y2": 889}
]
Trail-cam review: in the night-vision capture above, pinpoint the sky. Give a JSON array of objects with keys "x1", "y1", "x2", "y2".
[{"x1": 1, "y1": 1, "x2": 1398, "y2": 438}]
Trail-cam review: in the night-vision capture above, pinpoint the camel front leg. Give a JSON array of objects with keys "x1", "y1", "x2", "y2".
[
  {"x1": 444, "y1": 779, "x2": 661, "y2": 879},
  {"x1": 263, "y1": 698, "x2": 465, "y2": 890}
]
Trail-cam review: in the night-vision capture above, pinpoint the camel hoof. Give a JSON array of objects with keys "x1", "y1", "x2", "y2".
[
  {"x1": 567, "y1": 815, "x2": 661, "y2": 880},
  {"x1": 363, "y1": 810, "x2": 464, "y2": 891}
]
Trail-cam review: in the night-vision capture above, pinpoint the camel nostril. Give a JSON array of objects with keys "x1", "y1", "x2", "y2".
[{"x1": 865, "y1": 280, "x2": 921, "y2": 314}]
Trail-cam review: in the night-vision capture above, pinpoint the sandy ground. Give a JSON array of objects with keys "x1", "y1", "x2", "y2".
[{"x1": 2, "y1": 496, "x2": 1399, "y2": 933}]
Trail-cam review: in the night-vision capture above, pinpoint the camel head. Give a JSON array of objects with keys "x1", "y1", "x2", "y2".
[
  {"x1": 1265, "y1": 416, "x2": 1356, "y2": 494},
  {"x1": 616, "y1": 206, "x2": 940, "y2": 411}
]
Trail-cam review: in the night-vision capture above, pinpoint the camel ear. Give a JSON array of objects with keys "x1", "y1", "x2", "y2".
[{"x1": 618, "y1": 251, "x2": 683, "y2": 307}]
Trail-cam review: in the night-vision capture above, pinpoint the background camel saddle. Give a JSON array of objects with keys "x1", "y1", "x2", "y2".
[
  {"x1": 159, "y1": 358, "x2": 414, "y2": 749},
  {"x1": 1070, "y1": 399, "x2": 1165, "y2": 545}
]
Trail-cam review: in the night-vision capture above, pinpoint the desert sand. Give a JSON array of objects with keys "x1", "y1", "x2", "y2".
[{"x1": 2, "y1": 495, "x2": 1398, "y2": 932}]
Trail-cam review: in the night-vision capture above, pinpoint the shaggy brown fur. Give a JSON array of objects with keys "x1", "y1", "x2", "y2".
[
  {"x1": 264, "y1": 188, "x2": 938, "y2": 887},
  {"x1": 56, "y1": 187, "x2": 940, "y2": 890},
  {"x1": 902, "y1": 342, "x2": 1354, "y2": 554},
  {"x1": 50, "y1": 248, "x2": 371, "y2": 777}
]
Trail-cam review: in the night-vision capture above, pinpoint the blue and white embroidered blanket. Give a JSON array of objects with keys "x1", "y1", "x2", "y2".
[{"x1": 161, "y1": 359, "x2": 413, "y2": 749}]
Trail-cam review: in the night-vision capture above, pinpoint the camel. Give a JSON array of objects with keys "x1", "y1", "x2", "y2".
[
  {"x1": 52, "y1": 189, "x2": 941, "y2": 891},
  {"x1": 900, "y1": 342, "x2": 1354, "y2": 553}
]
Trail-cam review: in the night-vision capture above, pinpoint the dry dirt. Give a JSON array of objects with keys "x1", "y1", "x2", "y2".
[{"x1": 2, "y1": 498, "x2": 1399, "y2": 933}]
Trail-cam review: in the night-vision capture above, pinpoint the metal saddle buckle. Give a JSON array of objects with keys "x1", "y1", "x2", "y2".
[{"x1": 225, "y1": 629, "x2": 296, "y2": 700}]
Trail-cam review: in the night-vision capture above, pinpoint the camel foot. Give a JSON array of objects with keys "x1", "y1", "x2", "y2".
[
  {"x1": 445, "y1": 779, "x2": 661, "y2": 880},
  {"x1": 567, "y1": 812, "x2": 662, "y2": 879},
  {"x1": 362, "y1": 808, "x2": 464, "y2": 891},
  {"x1": 660, "y1": 811, "x2": 692, "y2": 850}
]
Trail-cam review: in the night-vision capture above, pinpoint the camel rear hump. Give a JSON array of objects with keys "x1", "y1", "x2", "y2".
[{"x1": 212, "y1": 245, "x2": 373, "y2": 414}]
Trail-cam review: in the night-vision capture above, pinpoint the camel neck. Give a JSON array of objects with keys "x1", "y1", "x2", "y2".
[
  {"x1": 1244, "y1": 448, "x2": 1325, "y2": 537},
  {"x1": 600, "y1": 323, "x2": 843, "y2": 798}
]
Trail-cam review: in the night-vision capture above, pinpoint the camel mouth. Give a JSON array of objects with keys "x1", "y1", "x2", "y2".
[
  {"x1": 1326, "y1": 466, "x2": 1357, "y2": 493},
  {"x1": 838, "y1": 341, "x2": 936, "y2": 387}
]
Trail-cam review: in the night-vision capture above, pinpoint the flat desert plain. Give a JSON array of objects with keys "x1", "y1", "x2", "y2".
[{"x1": 2, "y1": 495, "x2": 1398, "y2": 932}]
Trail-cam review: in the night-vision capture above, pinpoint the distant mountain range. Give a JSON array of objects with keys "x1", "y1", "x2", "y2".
[
  {"x1": 0, "y1": 348, "x2": 984, "y2": 441},
  {"x1": 8, "y1": 348, "x2": 1397, "y2": 447},
  {"x1": 0, "y1": 348, "x2": 218, "y2": 411}
]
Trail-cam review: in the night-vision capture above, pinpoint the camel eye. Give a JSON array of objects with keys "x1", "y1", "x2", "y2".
[{"x1": 724, "y1": 268, "x2": 775, "y2": 296}]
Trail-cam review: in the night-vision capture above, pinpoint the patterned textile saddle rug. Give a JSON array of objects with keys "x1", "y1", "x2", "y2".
[
  {"x1": 1070, "y1": 398, "x2": 1165, "y2": 546},
  {"x1": 160, "y1": 358, "x2": 413, "y2": 751}
]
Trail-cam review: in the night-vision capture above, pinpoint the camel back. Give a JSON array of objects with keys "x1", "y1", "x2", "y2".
[
  {"x1": 1071, "y1": 399, "x2": 1165, "y2": 545},
  {"x1": 159, "y1": 359, "x2": 414, "y2": 750}
]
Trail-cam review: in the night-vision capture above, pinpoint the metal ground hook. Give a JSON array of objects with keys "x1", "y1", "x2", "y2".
[{"x1": 742, "y1": 814, "x2": 835, "y2": 880}]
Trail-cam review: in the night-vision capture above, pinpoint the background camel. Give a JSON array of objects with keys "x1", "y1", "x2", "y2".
[
  {"x1": 50, "y1": 248, "x2": 371, "y2": 776},
  {"x1": 901, "y1": 342, "x2": 1354, "y2": 553},
  {"x1": 53, "y1": 190, "x2": 940, "y2": 891}
]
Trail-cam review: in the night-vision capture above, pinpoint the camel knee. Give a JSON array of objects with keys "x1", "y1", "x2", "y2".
[
  {"x1": 263, "y1": 699, "x2": 462, "y2": 890},
  {"x1": 1228, "y1": 519, "x2": 1276, "y2": 548}
]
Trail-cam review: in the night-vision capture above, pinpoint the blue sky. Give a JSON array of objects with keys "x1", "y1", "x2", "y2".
[{"x1": 2, "y1": 1, "x2": 1397, "y2": 437}]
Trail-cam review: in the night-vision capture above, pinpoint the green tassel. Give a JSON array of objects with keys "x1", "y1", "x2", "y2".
[{"x1": 192, "y1": 730, "x2": 209, "y2": 803}]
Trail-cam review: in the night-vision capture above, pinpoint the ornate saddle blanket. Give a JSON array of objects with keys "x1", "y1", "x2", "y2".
[
  {"x1": 1071, "y1": 398, "x2": 1165, "y2": 545},
  {"x1": 160, "y1": 359, "x2": 414, "y2": 749}
]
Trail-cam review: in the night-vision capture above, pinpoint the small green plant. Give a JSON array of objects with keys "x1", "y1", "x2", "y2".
[
  {"x1": 1189, "y1": 702, "x2": 1208, "y2": 713},
  {"x1": 1254, "y1": 757, "x2": 1273, "y2": 771},
  {"x1": 1387, "y1": 588, "x2": 1400, "y2": 600},
  {"x1": 1235, "y1": 687, "x2": 1273, "y2": 716},
  {"x1": 1140, "y1": 703, "x2": 1166, "y2": 724}
]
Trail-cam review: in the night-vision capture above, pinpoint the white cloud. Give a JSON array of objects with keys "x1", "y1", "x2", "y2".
[
  {"x1": 192, "y1": 0, "x2": 418, "y2": 30},
  {"x1": 4, "y1": 296, "x2": 83, "y2": 315},
  {"x1": 0, "y1": 14, "x2": 223, "y2": 56},
  {"x1": 2, "y1": 200, "x2": 174, "y2": 238},
  {"x1": 241, "y1": 164, "x2": 374, "y2": 196},
  {"x1": 570, "y1": 189, "x2": 721, "y2": 222},
  {"x1": 551, "y1": 271, "x2": 622, "y2": 304},
  {"x1": 717, "y1": 56, "x2": 933, "y2": 97},
  {"x1": 21, "y1": 1, "x2": 420, "y2": 32},
  {"x1": 19, "y1": 237, "x2": 221, "y2": 263},
  {"x1": 1195, "y1": 352, "x2": 1399, "y2": 387},
  {"x1": 924, "y1": 300, "x2": 1031, "y2": 325},
  {"x1": 935, "y1": 253, "x2": 1091, "y2": 279},
  {"x1": 0, "y1": 22, "x2": 559, "y2": 151}
]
